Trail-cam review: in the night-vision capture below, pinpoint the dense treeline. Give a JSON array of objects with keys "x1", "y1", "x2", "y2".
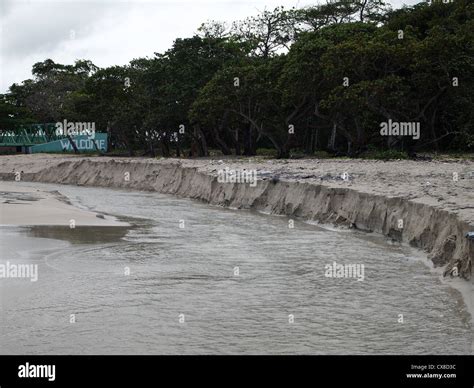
[{"x1": 1, "y1": 0, "x2": 473, "y2": 157}]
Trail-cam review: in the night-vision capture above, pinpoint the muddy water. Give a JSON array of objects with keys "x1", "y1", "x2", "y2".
[{"x1": 0, "y1": 182, "x2": 471, "y2": 354}]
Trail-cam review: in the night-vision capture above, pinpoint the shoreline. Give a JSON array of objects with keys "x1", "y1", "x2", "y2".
[
  {"x1": 0, "y1": 181, "x2": 127, "y2": 227},
  {"x1": 1, "y1": 182, "x2": 470, "y2": 355},
  {"x1": 0, "y1": 154, "x2": 472, "y2": 352},
  {"x1": 0, "y1": 154, "x2": 472, "y2": 280}
]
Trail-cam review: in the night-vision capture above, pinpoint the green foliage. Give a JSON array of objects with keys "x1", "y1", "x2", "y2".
[
  {"x1": 256, "y1": 148, "x2": 277, "y2": 157},
  {"x1": 2, "y1": 1, "x2": 473, "y2": 158},
  {"x1": 360, "y1": 147, "x2": 409, "y2": 160}
]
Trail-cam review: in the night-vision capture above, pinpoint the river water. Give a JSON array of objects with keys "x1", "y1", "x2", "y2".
[{"x1": 0, "y1": 182, "x2": 471, "y2": 354}]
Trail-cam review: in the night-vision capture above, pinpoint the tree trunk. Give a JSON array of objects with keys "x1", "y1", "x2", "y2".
[
  {"x1": 160, "y1": 138, "x2": 170, "y2": 157},
  {"x1": 244, "y1": 123, "x2": 257, "y2": 156},
  {"x1": 66, "y1": 134, "x2": 79, "y2": 154},
  {"x1": 149, "y1": 140, "x2": 156, "y2": 157},
  {"x1": 91, "y1": 137, "x2": 103, "y2": 155},
  {"x1": 312, "y1": 128, "x2": 318, "y2": 153},
  {"x1": 233, "y1": 129, "x2": 241, "y2": 156},
  {"x1": 212, "y1": 127, "x2": 232, "y2": 155},
  {"x1": 430, "y1": 109, "x2": 439, "y2": 151},
  {"x1": 176, "y1": 140, "x2": 181, "y2": 157},
  {"x1": 328, "y1": 123, "x2": 337, "y2": 151},
  {"x1": 192, "y1": 125, "x2": 208, "y2": 157},
  {"x1": 278, "y1": 144, "x2": 290, "y2": 159}
]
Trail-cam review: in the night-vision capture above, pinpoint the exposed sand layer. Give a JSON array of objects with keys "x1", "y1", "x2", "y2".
[
  {"x1": 0, "y1": 181, "x2": 127, "y2": 226},
  {"x1": 0, "y1": 154, "x2": 472, "y2": 280}
]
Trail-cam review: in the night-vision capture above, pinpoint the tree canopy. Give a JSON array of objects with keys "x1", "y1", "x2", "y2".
[{"x1": 2, "y1": 0, "x2": 473, "y2": 157}]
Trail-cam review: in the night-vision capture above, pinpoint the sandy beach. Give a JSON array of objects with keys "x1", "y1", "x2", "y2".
[
  {"x1": 0, "y1": 180, "x2": 127, "y2": 226},
  {"x1": 0, "y1": 154, "x2": 473, "y2": 224},
  {"x1": 0, "y1": 154, "x2": 472, "y2": 280}
]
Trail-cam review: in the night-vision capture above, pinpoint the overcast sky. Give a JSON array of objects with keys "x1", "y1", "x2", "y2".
[{"x1": 0, "y1": 0, "x2": 420, "y2": 93}]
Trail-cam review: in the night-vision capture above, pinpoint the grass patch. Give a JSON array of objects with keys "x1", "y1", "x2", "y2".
[{"x1": 360, "y1": 149, "x2": 409, "y2": 160}]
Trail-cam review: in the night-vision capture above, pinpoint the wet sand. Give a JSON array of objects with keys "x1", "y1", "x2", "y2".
[{"x1": 0, "y1": 181, "x2": 128, "y2": 226}]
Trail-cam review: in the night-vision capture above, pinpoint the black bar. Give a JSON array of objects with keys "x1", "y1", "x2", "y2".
[{"x1": 0, "y1": 355, "x2": 472, "y2": 387}]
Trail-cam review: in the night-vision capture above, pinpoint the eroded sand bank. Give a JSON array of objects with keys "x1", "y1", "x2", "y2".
[{"x1": 0, "y1": 154, "x2": 472, "y2": 280}]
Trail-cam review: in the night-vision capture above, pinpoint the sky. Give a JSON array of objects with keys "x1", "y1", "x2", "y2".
[{"x1": 0, "y1": 0, "x2": 421, "y2": 93}]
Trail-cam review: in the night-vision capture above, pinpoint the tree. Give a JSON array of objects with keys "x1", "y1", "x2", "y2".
[{"x1": 231, "y1": 7, "x2": 299, "y2": 58}]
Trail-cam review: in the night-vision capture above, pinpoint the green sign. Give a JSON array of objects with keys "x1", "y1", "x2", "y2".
[{"x1": 30, "y1": 133, "x2": 108, "y2": 153}]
